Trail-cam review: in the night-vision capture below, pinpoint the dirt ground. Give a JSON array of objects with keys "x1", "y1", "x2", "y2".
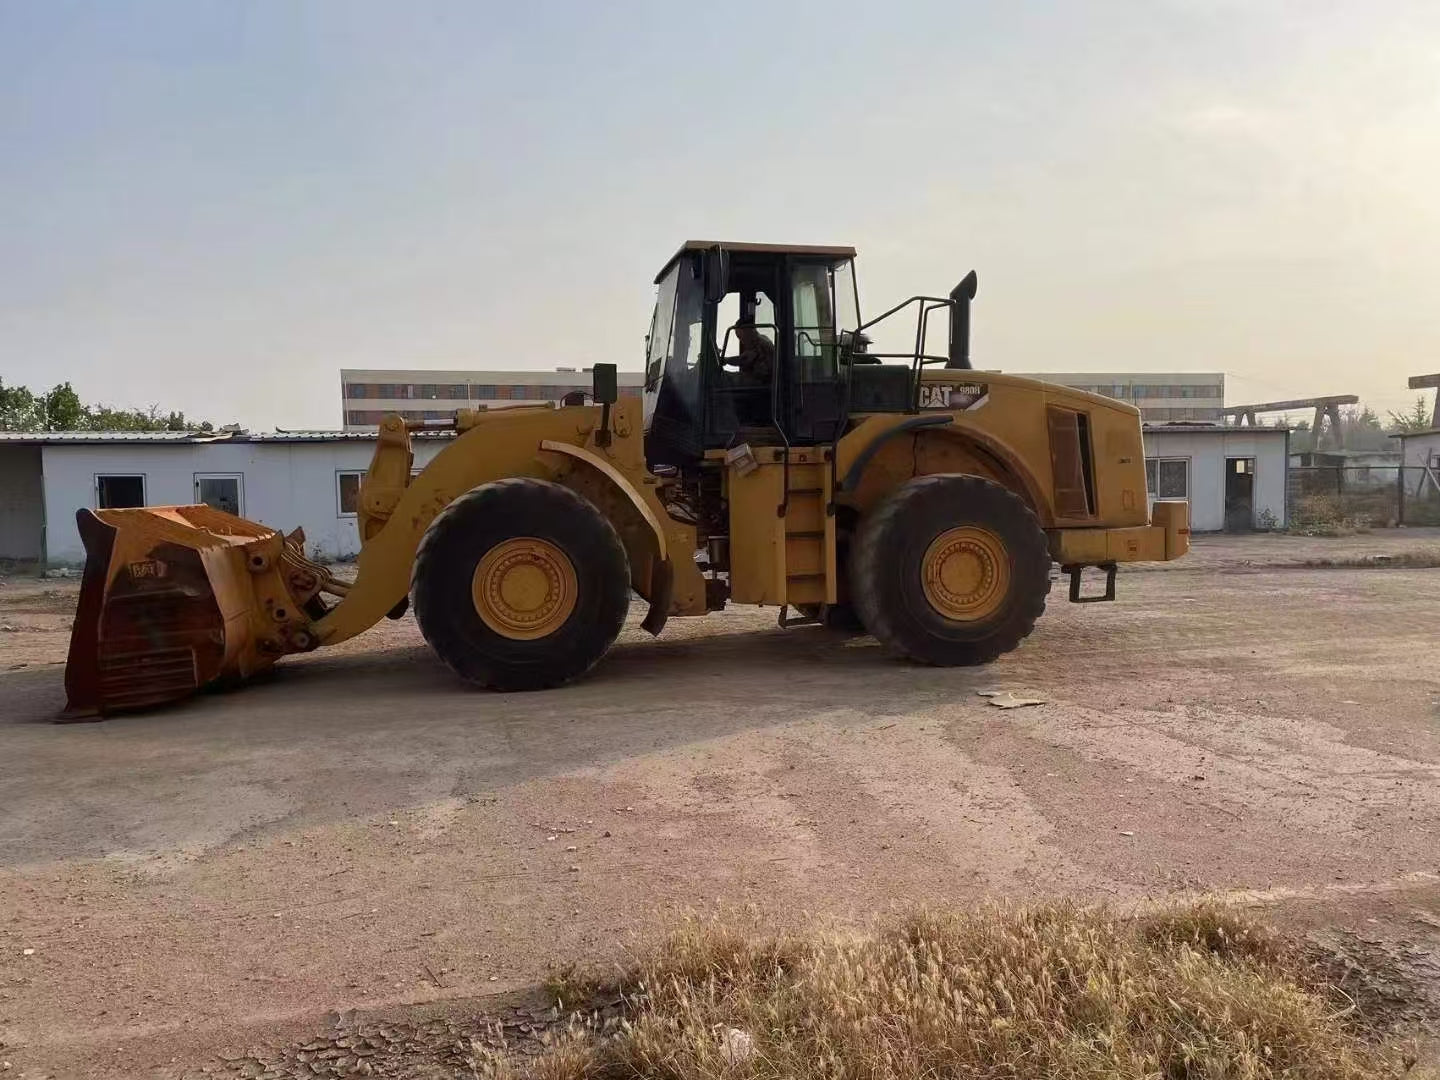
[{"x1": 2, "y1": 531, "x2": 1440, "y2": 1078}]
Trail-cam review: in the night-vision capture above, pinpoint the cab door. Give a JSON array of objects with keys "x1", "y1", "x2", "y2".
[{"x1": 784, "y1": 258, "x2": 848, "y2": 444}]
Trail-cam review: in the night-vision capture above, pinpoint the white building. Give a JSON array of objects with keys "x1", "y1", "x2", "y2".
[
  {"x1": 1390, "y1": 428, "x2": 1440, "y2": 514},
  {"x1": 1142, "y1": 424, "x2": 1289, "y2": 532},
  {"x1": 1392, "y1": 428, "x2": 1440, "y2": 472},
  {"x1": 0, "y1": 430, "x2": 454, "y2": 565},
  {"x1": 340, "y1": 368, "x2": 644, "y2": 430}
]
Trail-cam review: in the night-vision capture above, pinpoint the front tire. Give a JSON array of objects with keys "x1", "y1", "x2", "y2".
[
  {"x1": 412, "y1": 479, "x2": 630, "y2": 691},
  {"x1": 851, "y1": 474, "x2": 1051, "y2": 665}
]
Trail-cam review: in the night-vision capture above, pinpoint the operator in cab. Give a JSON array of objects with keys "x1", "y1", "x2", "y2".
[{"x1": 728, "y1": 293, "x2": 775, "y2": 388}]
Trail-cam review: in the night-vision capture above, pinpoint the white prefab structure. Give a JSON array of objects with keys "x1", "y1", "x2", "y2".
[
  {"x1": 1393, "y1": 429, "x2": 1440, "y2": 470},
  {"x1": 0, "y1": 431, "x2": 455, "y2": 566},
  {"x1": 1141, "y1": 424, "x2": 1289, "y2": 532},
  {"x1": 0, "y1": 444, "x2": 45, "y2": 561}
]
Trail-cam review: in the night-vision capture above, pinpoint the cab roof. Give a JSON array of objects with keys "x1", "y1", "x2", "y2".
[{"x1": 655, "y1": 241, "x2": 857, "y2": 283}]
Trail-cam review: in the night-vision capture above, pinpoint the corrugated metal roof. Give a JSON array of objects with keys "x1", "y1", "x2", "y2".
[
  {"x1": 250, "y1": 430, "x2": 456, "y2": 442},
  {"x1": 1143, "y1": 423, "x2": 1291, "y2": 434},
  {"x1": 248, "y1": 430, "x2": 375, "y2": 441},
  {"x1": 0, "y1": 428, "x2": 460, "y2": 445},
  {"x1": 0, "y1": 430, "x2": 232, "y2": 444}
]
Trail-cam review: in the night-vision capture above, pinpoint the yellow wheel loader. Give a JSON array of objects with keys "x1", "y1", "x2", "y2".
[{"x1": 63, "y1": 241, "x2": 1188, "y2": 717}]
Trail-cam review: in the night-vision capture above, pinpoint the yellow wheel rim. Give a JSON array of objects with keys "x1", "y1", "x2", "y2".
[
  {"x1": 920, "y1": 526, "x2": 1010, "y2": 621},
  {"x1": 471, "y1": 537, "x2": 578, "y2": 640}
]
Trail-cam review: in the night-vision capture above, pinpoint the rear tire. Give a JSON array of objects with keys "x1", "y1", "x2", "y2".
[
  {"x1": 851, "y1": 474, "x2": 1050, "y2": 665},
  {"x1": 412, "y1": 479, "x2": 630, "y2": 691}
]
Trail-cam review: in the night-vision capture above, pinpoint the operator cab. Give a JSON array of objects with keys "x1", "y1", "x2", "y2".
[
  {"x1": 642, "y1": 241, "x2": 977, "y2": 470},
  {"x1": 643, "y1": 242, "x2": 862, "y2": 468}
]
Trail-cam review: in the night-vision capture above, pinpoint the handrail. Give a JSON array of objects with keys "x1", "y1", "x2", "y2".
[{"x1": 850, "y1": 293, "x2": 962, "y2": 413}]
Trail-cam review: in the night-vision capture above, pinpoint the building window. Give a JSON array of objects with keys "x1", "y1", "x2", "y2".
[
  {"x1": 337, "y1": 471, "x2": 364, "y2": 516},
  {"x1": 194, "y1": 473, "x2": 243, "y2": 515},
  {"x1": 96, "y1": 474, "x2": 146, "y2": 509},
  {"x1": 1145, "y1": 457, "x2": 1189, "y2": 499}
]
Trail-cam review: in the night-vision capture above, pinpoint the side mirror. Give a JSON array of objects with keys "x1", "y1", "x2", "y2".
[
  {"x1": 703, "y1": 246, "x2": 729, "y2": 303},
  {"x1": 592, "y1": 363, "x2": 618, "y2": 405}
]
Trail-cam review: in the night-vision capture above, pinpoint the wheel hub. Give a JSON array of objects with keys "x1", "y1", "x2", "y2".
[
  {"x1": 921, "y1": 526, "x2": 1010, "y2": 621},
  {"x1": 471, "y1": 538, "x2": 578, "y2": 640}
]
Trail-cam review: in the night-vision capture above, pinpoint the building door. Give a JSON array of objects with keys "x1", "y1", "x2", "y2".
[
  {"x1": 194, "y1": 473, "x2": 244, "y2": 515},
  {"x1": 1224, "y1": 457, "x2": 1255, "y2": 531}
]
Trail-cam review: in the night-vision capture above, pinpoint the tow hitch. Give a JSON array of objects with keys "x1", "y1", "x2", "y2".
[{"x1": 1064, "y1": 562, "x2": 1117, "y2": 604}]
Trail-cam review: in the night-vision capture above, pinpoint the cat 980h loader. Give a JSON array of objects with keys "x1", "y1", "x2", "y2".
[{"x1": 63, "y1": 241, "x2": 1188, "y2": 716}]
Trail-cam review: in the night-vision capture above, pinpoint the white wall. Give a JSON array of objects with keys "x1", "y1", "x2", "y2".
[
  {"x1": 40, "y1": 439, "x2": 448, "y2": 565},
  {"x1": 1142, "y1": 429, "x2": 1288, "y2": 531},
  {"x1": 1399, "y1": 432, "x2": 1440, "y2": 469},
  {"x1": 0, "y1": 445, "x2": 45, "y2": 560}
]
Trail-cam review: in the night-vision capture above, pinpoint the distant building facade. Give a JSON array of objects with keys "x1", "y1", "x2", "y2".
[
  {"x1": 340, "y1": 368, "x2": 644, "y2": 429},
  {"x1": 340, "y1": 368, "x2": 1221, "y2": 429},
  {"x1": 1028, "y1": 373, "x2": 1225, "y2": 423}
]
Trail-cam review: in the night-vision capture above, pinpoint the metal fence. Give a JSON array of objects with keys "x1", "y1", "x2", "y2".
[{"x1": 1288, "y1": 466, "x2": 1440, "y2": 528}]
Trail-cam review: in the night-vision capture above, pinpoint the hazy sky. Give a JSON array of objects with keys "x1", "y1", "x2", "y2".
[{"x1": 4, "y1": 1, "x2": 1439, "y2": 429}]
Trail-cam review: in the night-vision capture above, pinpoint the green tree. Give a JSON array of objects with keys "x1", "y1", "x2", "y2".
[
  {"x1": 1387, "y1": 394, "x2": 1433, "y2": 434},
  {"x1": 0, "y1": 379, "x2": 216, "y2": 432},
  {"x1": 41, "y1": 382, "x2": 85, "y2": 430},
  {"x1": 0, "y1": 379, "x2": 42, "y2": 430}
]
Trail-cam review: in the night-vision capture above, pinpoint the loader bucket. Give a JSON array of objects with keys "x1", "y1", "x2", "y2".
[{"x1": 63, "y1": 505, "x2": 319, "y2": 718}]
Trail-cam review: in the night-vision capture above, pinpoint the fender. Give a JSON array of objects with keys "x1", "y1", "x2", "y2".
[
  {"x1": 538, "y1": 440, "x2": 667, "y2": 562},
  {"x1": 540, "y1": 439, "x2": 675, "y2": 637},
  {"x1": 838, "y1": 414, "x2": 1052, "y2": 525},
  {"x1": 837, "y1": 414, "x2": 953, "y2": 492}
]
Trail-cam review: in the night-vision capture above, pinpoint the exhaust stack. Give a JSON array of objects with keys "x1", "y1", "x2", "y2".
[{"x1": 946, "y1": 270, "x2": 979, "y2": 370}]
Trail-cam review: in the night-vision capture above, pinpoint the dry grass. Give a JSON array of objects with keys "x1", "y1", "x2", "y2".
[{"x1": 522, "y1": 901, "x2": 1410, "y2": 1080}]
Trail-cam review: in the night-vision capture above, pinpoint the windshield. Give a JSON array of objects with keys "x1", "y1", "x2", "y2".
[
  {"x1": 832, "y1": 259, "x2": 859, "y2": 333},
  {"x1": 645, "y1": 267, "x2": 679, "y2": 389}
]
